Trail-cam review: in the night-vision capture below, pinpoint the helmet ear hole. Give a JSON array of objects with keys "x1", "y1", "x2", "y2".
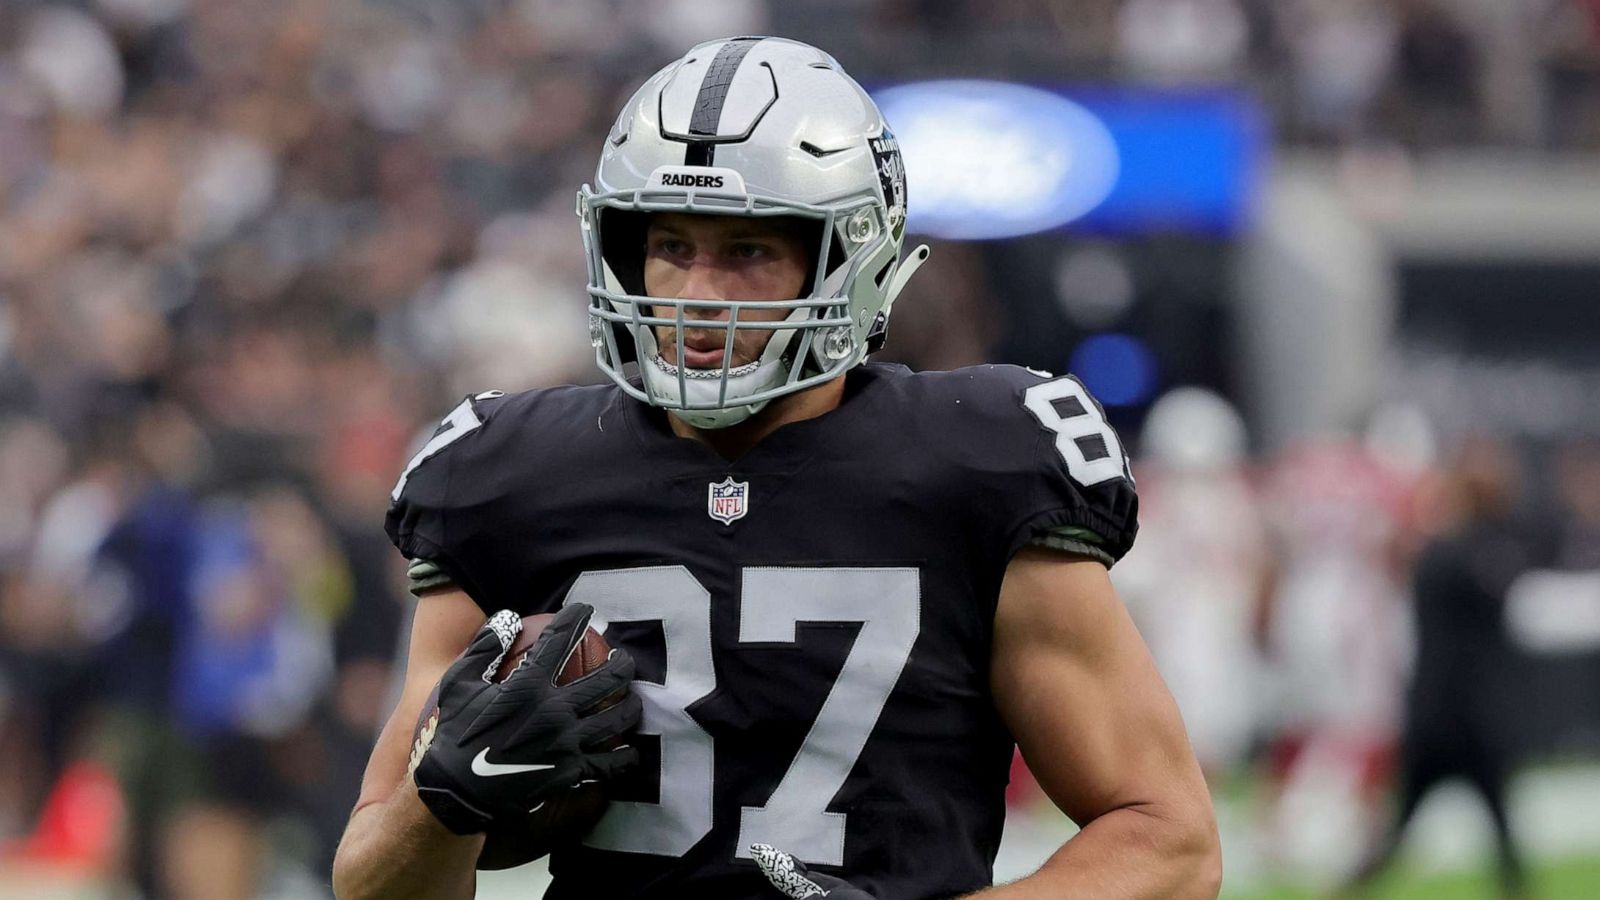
[{"x1": 873, "y1": 258, "x2": 893, "y2": 288}]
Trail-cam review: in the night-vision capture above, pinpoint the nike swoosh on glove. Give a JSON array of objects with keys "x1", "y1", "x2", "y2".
[
  {"x1": 752, "y1": 844, "x2": 879, "y2": 899},
  {"x1": 412, "y1": 604, "x2": 641, "y2": 835}
]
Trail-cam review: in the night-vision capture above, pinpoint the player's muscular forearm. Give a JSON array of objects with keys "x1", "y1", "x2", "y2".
[
  {"x1": 966, "y1": 802, "x2": 1219, "y2": 899},
  {"x1": 333, "y1": 779, "x2": 482, "y2": 900},
  {"x1": 987, "y1": 550, "x2": 1221, "y2": 899}
]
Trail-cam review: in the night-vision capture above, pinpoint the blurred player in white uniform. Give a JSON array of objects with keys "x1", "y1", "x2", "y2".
[
  {"x1": 1114, "y1": 387, "x2": 1269, "y2": 779},
  {"x1": 1257, "y1": 422, "x2": 1421, "y2": 883}
]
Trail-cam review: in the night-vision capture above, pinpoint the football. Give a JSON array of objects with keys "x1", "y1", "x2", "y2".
[
  {"x1": 493, "y1": 612, "x2": 613, "y2": 686},
  {"x1": 412, "y1": 612, "x2": 619, "y2": 870}
]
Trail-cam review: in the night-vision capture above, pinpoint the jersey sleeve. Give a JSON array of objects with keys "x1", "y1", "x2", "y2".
[
  {"x1": 384, "y1": 390, "x2": 512, "y2": 602},
  {"x1": 405, "y1": 557, "x2": 456, "y2": 597},
  {"x1": 985, "y1": 367, "x2": 1139, "y2": 566}
]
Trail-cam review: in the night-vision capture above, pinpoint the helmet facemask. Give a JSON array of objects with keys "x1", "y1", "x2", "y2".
[{"x1": 581, "y1": 185, "x2": 904, "y2": 430}]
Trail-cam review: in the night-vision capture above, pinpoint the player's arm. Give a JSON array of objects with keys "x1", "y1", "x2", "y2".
[
  {"x1": 333, "y1": 582, "x2": 641, "y2": 900},
  {"x1": 333, "y1": 588, "x2": 486, "y2": 900},
  {"x1": 979, "y1": 548, "x2": 1221, "y2": 899}
]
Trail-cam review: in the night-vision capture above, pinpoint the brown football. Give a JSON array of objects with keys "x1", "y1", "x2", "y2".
[
  {"x1": 491, "y1": 612, "x2": 611, "y2": 687},
  {"x1": 410, "y1": 612, "x2": 620, "y2": 870}
]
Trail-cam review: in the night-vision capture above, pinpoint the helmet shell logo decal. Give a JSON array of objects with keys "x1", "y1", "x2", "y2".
[
  {"x1": 708, "y1": 477, "x2": 750, "y2": 525},
  {"x1": 871, "y1": 129, "x2": 907, "y2": 239}
]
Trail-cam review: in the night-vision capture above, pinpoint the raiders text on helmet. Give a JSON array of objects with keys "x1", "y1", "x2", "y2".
[{"x1": 578, "y1": 36, "x2": 930, "y2": 429}]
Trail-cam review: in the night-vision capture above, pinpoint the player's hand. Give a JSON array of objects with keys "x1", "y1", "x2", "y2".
[
  {"x1": 412, "y1": 604, "x2": 641, "y2": 835},
  {"x1": 752, "y1": 844, "x2": 878, "y2": 899}
]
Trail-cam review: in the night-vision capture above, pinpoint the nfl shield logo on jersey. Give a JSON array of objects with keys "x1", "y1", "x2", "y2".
[{"x1": 708, "y1": 477, "x2": 750, "y2": 525}]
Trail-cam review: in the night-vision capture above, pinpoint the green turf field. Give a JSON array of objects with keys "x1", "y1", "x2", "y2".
[{"x1": 1230, "y1": 853, "x2": 1600, "y2": 899}]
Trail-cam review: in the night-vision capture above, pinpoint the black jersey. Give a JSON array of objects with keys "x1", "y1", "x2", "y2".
[{"x1": 386, "y1": 362, "x2": 1137, "y2": 900}]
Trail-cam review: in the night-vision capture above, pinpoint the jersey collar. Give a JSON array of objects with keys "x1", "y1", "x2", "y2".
[{"x1": 618, "y1": 363, "x2": 892, "y2": 472}]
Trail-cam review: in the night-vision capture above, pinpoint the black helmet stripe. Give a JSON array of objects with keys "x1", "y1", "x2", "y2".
[{"x1": 684, "y1": 37, "x2": 762, "y2": 166}]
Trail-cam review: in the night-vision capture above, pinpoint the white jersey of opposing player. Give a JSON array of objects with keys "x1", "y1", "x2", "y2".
[
  {"x1": 1263, "y1": 440, "x2": 1415, "y2": 737},
  {"x1": 1114, "y1": 465, "x2": 1268, "y2": 774}
]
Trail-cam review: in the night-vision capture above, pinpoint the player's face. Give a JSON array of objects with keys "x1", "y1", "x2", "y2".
[{"x1": 643, "y1": 213, "x2": 811, "y2": 370}]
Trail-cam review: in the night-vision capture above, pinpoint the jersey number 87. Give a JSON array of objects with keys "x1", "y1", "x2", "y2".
[{"x1": 566, "y1": 565, "x2": 919, "y2": 867}]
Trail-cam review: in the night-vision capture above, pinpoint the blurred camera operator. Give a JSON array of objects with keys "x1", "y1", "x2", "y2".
[{"x1": 1347, "y1": 436, "x2": 1530, "y2": 898}]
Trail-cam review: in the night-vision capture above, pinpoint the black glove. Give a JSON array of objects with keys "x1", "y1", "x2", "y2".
[
  {"x1": 752, "y1": 844, "x2": 878, "y2": 899},
  {"x1": 412, "y1": 605, "x2": 641, "y2": 835}
]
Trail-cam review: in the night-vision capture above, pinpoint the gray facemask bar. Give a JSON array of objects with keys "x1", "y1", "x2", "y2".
[{"x1": 580, "y1": 185, "x2": 890, "y2": 412}]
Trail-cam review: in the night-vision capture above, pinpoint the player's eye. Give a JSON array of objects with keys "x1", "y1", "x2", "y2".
[
  {"x1": 652, "y1": 237, "x2": 691, "y2": 259},
  {"x1": 729, "y1": 242, "x2": 769, "y2": 260}
]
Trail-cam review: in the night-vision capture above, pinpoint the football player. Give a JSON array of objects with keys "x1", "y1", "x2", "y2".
[{"x1": 333, "y1": 37, "x2": 1219, "y2": 900}]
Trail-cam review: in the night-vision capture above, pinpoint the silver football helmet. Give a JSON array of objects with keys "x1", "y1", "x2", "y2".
[{"x1": 579, "y1": 36, "x2": 930, "y2": 429}]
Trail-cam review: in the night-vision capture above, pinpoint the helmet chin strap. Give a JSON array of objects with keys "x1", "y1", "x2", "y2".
[
  {"x1": 640, "y1": 305, "x2": 810, "y2": 430},
  {"x1": 654, "y1": 355, "x2": 783, "y2": 429}
]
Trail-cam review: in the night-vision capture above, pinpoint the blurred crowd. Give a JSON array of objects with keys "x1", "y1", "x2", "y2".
[{"x1": 3, "y1": 0, "x2": 1600, "y2": 897}]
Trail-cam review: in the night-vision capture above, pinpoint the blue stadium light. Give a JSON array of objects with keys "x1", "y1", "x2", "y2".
[
  {"x1": 873, "y1": 81, "x2": 1266, "y2": 238},
  {"x1": 1069, "y1": 333, "x2": 1158, "y2": 407},
  {"x1": 873, "y1": 80, "x2": 1121, "y2": 240}
]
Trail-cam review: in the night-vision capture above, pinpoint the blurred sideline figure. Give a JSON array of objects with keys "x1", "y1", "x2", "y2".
[
  {"x1": 1114, "y1": 387, "x2": 1269, "y2": 779},
  {"x1": 0, "y1": 398, "x2": 367, "y2": 899},
  {"x1": 1345, "y1": 437, "x2": 1529, "y2": 899},
  {"x1": 1257, "y1": 423, "x2": 1417, "y2": 883}
]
